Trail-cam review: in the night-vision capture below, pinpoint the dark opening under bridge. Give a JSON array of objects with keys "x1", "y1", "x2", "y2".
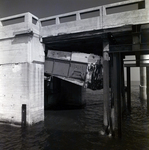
[{"x1": 0, "y1": 0, "x2": 149, "y2": 137}]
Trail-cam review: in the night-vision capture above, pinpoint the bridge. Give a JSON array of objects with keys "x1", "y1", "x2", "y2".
[{"x1": 0, "y1": 0, "x2": 149, "y2": 137}]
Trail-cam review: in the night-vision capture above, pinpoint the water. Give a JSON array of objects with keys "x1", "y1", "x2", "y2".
[{"x1": 0, "y1": 85, "x2": 149, "y2": 150}]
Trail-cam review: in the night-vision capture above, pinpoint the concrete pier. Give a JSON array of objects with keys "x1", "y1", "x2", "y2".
[{"x1": 0, "y1": 13, "x2": 45, "y2": 125}]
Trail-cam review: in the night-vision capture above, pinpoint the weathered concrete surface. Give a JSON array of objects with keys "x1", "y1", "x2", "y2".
[{"x1": 0, "y1": 13, "x2": 45, "y2": 125}]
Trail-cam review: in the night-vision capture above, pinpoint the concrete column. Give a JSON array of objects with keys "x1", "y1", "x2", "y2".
[
  {"x1": 103, "y1": 40, "x2": 110, "y2": 131},
  {"x1": 140, "y1": 67, "x2": 147, "y2": 107},
  {"x1": 140, "y1": 54, "x2": 149, "y2": 107},
  {"x1": 0, "y1": 13, "x2": 45, "y2": 125}
]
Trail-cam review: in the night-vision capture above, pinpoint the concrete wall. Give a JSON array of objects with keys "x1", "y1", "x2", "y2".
[{"x1": 0, "y1": 13, "x2": 45, "y2": 125}]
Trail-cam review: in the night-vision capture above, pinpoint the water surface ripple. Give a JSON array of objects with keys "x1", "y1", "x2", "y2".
[{"x1": 0, "y1": 85, "x2": 149, "y2": 150}]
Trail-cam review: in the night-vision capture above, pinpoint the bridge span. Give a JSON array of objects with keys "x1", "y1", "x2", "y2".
[{"x1": 0, "y1": 0, "x2": 149, "y2": 137}]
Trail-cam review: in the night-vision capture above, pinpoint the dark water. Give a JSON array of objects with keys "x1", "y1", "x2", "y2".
[{"x1": 0, "y1": 85, "x2": 149, "y2": 150}]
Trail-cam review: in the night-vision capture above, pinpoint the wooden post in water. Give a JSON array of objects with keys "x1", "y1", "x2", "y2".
[
  {"x1": 121, "y1": 57, "x2": 126, "y2": 113},
  {"x1": 127, "y1": 67, "x2": 131, "y2": 112},
  {"x1": 112, "y1": 53, "x2": 122, "y2": 138},
  {"x1": 146, "y1": 67, "x2": 149, "y2": 113},
  {"x1": 103, "y1": 40, "x2": 110, "y2": 132},
  {"x1": 22, "y1": 104, "x2": 26, "y2": 127},
  {"x1": 117, "y1": 53, "x2": 122, "y2": 138},
  {"x1": 110, "y1": 54, "x2": 115, "y2": 135}
]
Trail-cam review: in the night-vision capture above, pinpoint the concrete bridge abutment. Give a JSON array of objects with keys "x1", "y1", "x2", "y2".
[{"x1": 0, "y1": 13, "x2": 45, "y2": 125}]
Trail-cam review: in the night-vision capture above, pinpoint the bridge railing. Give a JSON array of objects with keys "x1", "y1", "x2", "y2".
[
  {"x1": 40, "y1": 0, "x2": 149, "y2": 37},
  {"x1": 102, "y1": 0, "x2": 148, "y2": 28},
  {"x1": 0, "y1": 0, "x2": 148, "y2": 39},
  {"x1": 103, "y1": 0, "x2": 145, "y2": 15},
  {"x1": 0, "y1": 12, "x2": 40, "y2": 39},
  {"x1": 40, "y1": 6, "x2": 102, "y2": 26},
  {"x1": 40, "y1": 6, "x2": 103, "y2": 37}
]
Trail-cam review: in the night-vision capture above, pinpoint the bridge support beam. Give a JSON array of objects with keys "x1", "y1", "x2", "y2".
[
  {"x1": 111, "y1": 53, "x2": 122, "y2": 138},
  {"x1": 147, "y1": 67, "x2": 149, "y2": 113},
  {"x1": 103, "y1": 40, "x2": 110, "y2": 132},
  {"x1": 127, "y1": 67, "x2": 131, "y2": 112},
  {"x1": 140, "y1": 60, "x2": 147, "y2": 107}
]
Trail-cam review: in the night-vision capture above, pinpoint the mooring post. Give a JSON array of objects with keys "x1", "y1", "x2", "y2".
[
  {"x1": 103, "y1": 40, "x2": 110, "y2": 132},
  {"x1": 22, "y1": 104, "x2": 26, "y2": 127},
  {"x1": 146, "y1": 67, "x2": 149, "y2": 113},
  {"x1": 127, "y1": 67, "x2": 131, "y2": 112}
]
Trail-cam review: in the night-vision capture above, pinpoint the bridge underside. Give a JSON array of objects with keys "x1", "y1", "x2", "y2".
[
  {"x1": 43, "y1": 25, "x2": 149, "y2": 56},
  {"x1": 43, "y1": 24, "x2": 149, "y2": 137}
]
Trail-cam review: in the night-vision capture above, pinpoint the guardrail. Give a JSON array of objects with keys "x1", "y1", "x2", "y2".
[
  {"x1": 0, "y1": 0, "x2": 148, "y2": 39},
  {"x1": 40, "y1": 6, "x2": 102, "y2": 26},
  {"x1": 40, "y1": 0, "x2": 145, "y2": 27},
  {"x1": 0, "y1": 12, "x2": 39, "y2": 27}
]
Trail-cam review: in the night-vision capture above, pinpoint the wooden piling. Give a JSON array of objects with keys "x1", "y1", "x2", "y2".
[
  {"x1": 103, "y1": 40, "x2": 110, "y2": 131},
  {"x1": 112, "y1": 53, "x2": 122, "y2": 138},
  {"x1": 110, "y1": 54, "x2": 115, "y2": 134},
  {"x1": 121, "y1": 57, "x2": 126, "y2": 113},
  {"x1": 117, "y1": 53, "x2": 122, "y2": 138},
  {"x1": 127, "y1": 67, "x2": 131, "y2": 112},
  {"x1": 147, "y1": 67, "x2": 149, "y2": 113}
]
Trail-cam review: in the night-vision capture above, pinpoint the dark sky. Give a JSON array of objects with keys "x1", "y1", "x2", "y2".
[{"x1": 0, "y1": 0, "x2": 124, "y2": 18}]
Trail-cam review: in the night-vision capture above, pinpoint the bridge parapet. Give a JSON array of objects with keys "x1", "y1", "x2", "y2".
[
  {"x1": 40, "y1": 0, "x2": 149, "y2": 38},
  {"x1": 103, "y1": 0, "x2": 149, "y2": 29},
  {"x1": 0, "y1": 12, "x2": 40, "y2": 40},
  {"x1": 40, "y1": 6, "x2": 102, "y2": 37},
  {"x1": 0, "y1": 13, "x2": 44, "y2": 125}
]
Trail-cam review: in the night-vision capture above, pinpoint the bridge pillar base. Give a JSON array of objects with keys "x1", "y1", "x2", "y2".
[{"x1": 0, "y1": 27, "x2": 45, "y2": 125}]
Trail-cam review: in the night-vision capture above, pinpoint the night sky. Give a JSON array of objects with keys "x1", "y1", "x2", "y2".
[{"x1": 0, "y1": 0, "x2": 124, "y2": 18}]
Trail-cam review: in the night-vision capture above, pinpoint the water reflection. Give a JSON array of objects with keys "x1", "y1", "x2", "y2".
[{"x1": 0, "y1": 86, "x2": 149, "y2": 150}]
